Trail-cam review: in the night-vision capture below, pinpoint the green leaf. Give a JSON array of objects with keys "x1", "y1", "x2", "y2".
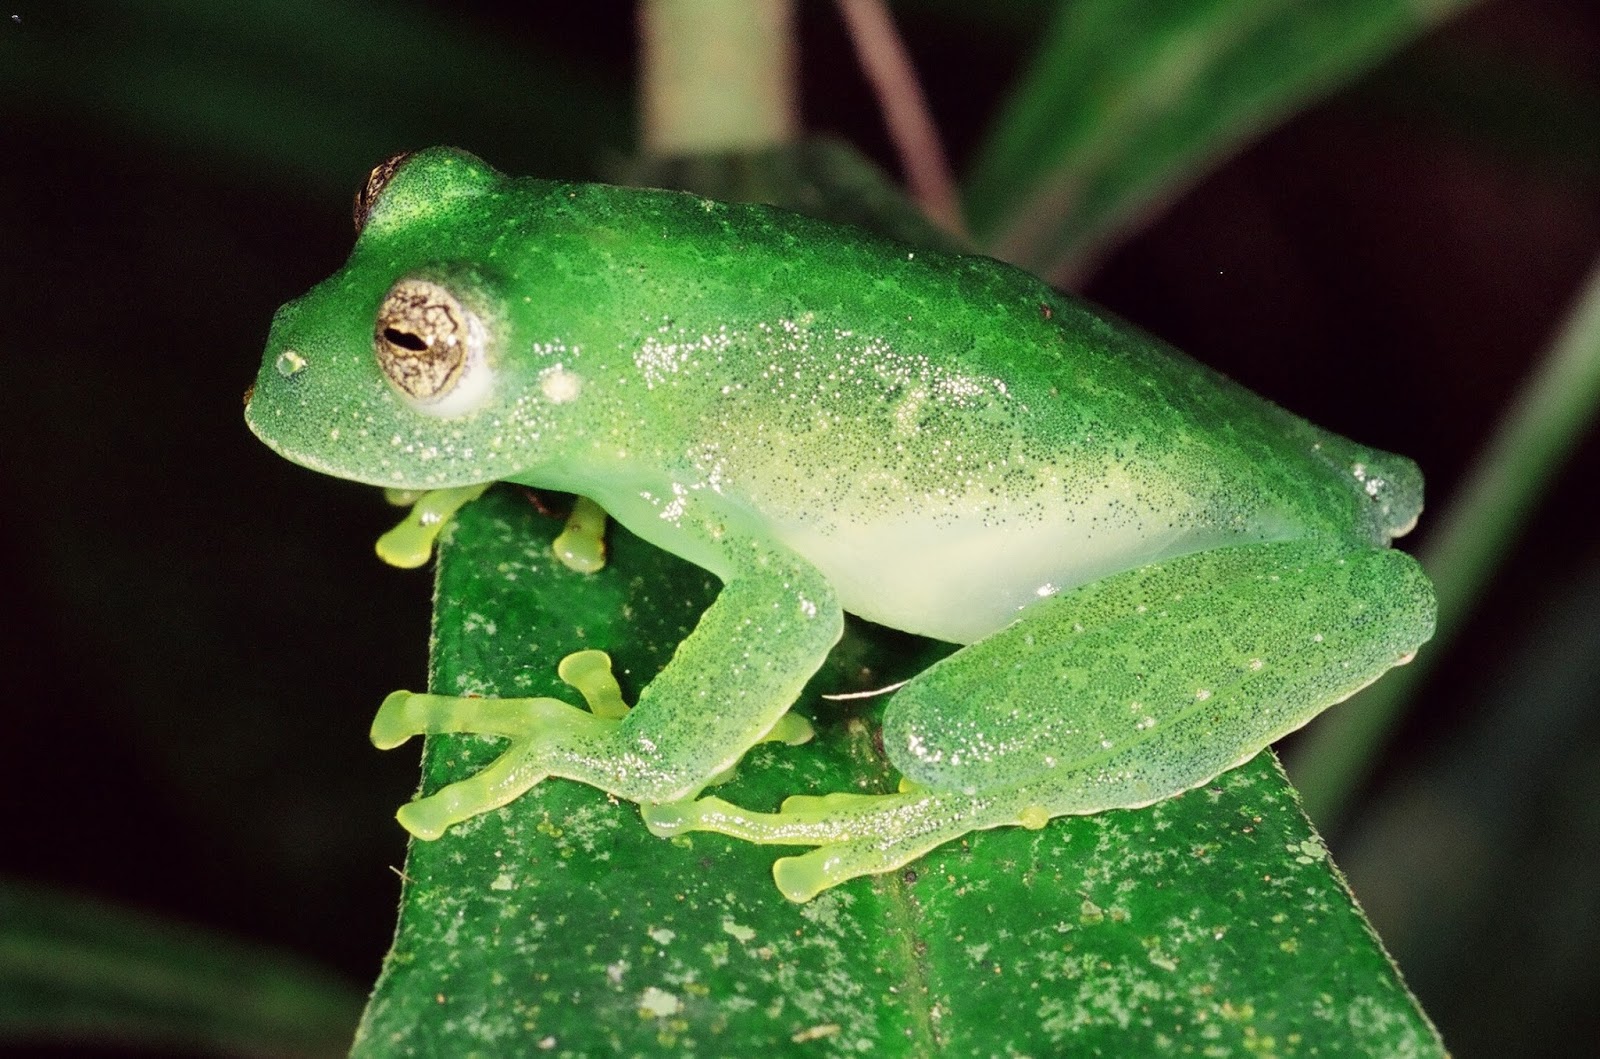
[
  {"x1": 355, "y1": 488, "x2": 1443, "y2": 1055},
  {"x1": 0, "y1": 879, "x2": 362, "y2": 1057},
  {"x1": 964, "y1": 0, "x2": 1480, "y2": 279}
]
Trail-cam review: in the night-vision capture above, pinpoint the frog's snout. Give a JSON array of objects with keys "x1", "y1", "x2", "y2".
[
  {"x1": 1388, "y1": 508, "x2": 1420, "y2": 540},
  {"x1": 242, "y1": 382, "x2": 255, "y2": 409}
]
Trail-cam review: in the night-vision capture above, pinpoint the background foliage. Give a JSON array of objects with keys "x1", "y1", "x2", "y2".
[{"x1": 2, "y1": 1, "x2": 1598, "y2": 1055}]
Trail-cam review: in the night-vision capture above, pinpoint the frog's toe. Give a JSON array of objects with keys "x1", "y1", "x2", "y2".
[
  {"x1": 370, "y1": 690, "x2": 425, "y2": 749},
  {"x1": 640, "y1": 796, "x2": 754, "y2": 839},
  {"x1": 773, "y1": 841, "x2": 902, "y2": 904},
  {"x1": 369, "y1": 690, "x2": 591, "y2": 750},
  {"x1": 762, "y1": 712, "x2": 815, "y2": 746},
  {"x1": 395, "y1": 736, "x2": 549, "y2": 840},
  {"x1": 642, "y1": 788, "x2": 1007, "y2": 901},
  {"x1": 372, "y1": 685, "x2": 632, "y2": 837},
  {"x1": 765, "y1": 798, "x2": 1018, "y2": 901}
]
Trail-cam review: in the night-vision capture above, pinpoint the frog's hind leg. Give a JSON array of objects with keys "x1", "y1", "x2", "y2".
[
  {"x1": 643, "y1": 786, "x2": 1042, "y2": 902},
  {"x1": 647, "y1": 539, "x2": 1437, "y2": 902}
]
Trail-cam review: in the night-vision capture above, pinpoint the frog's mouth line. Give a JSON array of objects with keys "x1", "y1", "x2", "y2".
[{"x1": 243, "y1": 402, "x2": 503, "y2": 495}]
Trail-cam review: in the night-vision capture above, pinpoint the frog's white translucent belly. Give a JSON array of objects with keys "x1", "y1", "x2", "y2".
[{"x1": 776, "y1": 500, "x2": 1283, "y2": 646}]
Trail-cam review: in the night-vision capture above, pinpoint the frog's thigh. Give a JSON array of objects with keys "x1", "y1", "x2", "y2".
[{"x1": 882, "y1": 540, "x2": 1436, "y2": 814}]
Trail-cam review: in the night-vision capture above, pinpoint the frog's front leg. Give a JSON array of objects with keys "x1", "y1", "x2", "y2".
[
  {"x1": 648, "y1": 538, "x2": 1436, "y2": 901},
  {"x1": 371, "y1": 537, "x2": 843, "y2": 838}
]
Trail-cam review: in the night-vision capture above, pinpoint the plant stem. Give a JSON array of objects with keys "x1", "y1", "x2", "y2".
[
  {"x1": 835, "y1": 0, "x2": 966, "y2": 237},
  {"x1": 639, "y1": 0, "x2": 797, "y2": 155}
]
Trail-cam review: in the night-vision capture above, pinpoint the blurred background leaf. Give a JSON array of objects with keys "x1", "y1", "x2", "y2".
[
  {"x1": 0, "y1": 880, "x2": 361, "y2": 1057},
  {"x1": 963, "y1": 0, "x2": 1483, "y2": 282}
]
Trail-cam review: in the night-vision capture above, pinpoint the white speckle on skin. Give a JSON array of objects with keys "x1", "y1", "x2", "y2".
[
  {"x1": 659, "y1": 482, "x2": 688, "y2": 524},
  {"x1": 538, "y1": 364, "x2": 582, "y2": 404},
  {"x1": 635, "y1": 323, "x2": 734, "y2": 386}
]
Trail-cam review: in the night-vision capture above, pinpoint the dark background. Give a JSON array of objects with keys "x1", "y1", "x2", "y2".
[{"x1": 2, "y1": 1, "x2": 1597, "y2": 1054}]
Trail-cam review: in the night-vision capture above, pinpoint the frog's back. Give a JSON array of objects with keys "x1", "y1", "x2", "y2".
[{"x1": 524, "y1": 184, "x2": 1423, "y2": 643}]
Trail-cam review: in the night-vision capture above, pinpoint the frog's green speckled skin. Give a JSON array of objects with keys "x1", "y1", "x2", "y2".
[{"x1": 247, "y1": 149, "x2": 1435, "y2": 901}]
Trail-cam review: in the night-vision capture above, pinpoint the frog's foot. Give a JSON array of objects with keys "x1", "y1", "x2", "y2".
[
  {"x1": 371, "y1": 689, "x2": 619, "y2": 839},
  {"x1": 371, "y1": 649, "x2": 637, "y2": 839},
  {"x1": 642, "y1": 786, "x2": 1047, "y2": 902},
  {"x1": 551, "y1": 494, "x2": 609, "y2": 574},
  {"x1": 371, "y1": 649, "x2": 817, "y2": 840},
  {"x1": 375, "y1": 483, "x2": 491, "y2": 568}
]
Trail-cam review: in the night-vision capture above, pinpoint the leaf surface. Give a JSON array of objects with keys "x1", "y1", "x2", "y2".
[{"x1": 354, "y1": 489, "x2": 1443, "y2": 1056}]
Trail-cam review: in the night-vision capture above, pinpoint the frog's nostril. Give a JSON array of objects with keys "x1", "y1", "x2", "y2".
[{"x1": 242, "y1": 383, "x2": 255, "y2": 408}]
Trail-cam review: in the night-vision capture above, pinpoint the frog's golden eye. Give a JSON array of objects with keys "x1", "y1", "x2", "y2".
[
  {"x1": 354, "y1": 151, "x2": 414, "y2": 233},
  {"x1": 374, "y1": 278, "x2": 489, "y2": 414}
]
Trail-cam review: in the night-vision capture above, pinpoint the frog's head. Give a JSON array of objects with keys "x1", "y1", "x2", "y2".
[{"x1": 244, "y1": 148, "x2": 603, "y2": 493}]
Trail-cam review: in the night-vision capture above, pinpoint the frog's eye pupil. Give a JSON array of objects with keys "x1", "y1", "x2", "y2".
[
  {"x1": 373, "y1": 278, "x2": 488, "y2": 412},
  {"x1": 383, "y1": 328, "x2": 429, "y2": 352}
]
